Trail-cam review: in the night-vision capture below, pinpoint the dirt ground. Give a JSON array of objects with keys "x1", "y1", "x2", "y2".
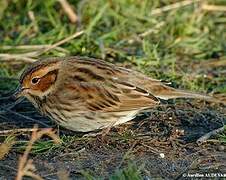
[{"x1": 0, "y1": 96, "x2": 226, "y2": 179}]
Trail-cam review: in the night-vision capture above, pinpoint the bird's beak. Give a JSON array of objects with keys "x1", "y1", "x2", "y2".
[{"x1": 13, "y1": 86, "x2": 24, "y2": 99}]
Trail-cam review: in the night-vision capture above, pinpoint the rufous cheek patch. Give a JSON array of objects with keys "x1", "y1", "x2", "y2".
[{"x1": 34, "y1": 70, "x2": 58, "y2": 92}]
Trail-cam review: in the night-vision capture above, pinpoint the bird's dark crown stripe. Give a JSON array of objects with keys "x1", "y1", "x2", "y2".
[
  {"x1": 20, "y1": 60, "x2": 59, "y2": 83},
  {"x1": 20, "y1": 64, "x2": 43, "y2": 83}
]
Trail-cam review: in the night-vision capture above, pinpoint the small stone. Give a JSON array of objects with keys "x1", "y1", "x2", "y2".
[
  {"x1": 159, "y1": 153, "x2": 165, "y2": 158},
  {"x1": 218, "y1": 145, "x2": 225, "y2": 151}
]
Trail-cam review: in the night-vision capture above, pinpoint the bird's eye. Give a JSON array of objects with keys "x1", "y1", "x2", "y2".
[{"x1": 31, "y1": 77, "x2": 40, "y2": 84}]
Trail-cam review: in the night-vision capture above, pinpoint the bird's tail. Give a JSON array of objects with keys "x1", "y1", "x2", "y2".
[
  {"x1": 159, "y1": 88, "x2": 212, "y2": 100},
  {"x1": 147, "y1": 83, "x2": 223, "y2": 103}
]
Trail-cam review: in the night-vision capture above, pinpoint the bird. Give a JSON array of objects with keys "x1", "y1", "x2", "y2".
[{"x1": 14, "y1": 56, "x2": 216, "y2": 132}]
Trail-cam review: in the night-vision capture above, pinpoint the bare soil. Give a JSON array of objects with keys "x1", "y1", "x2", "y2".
[{"x1": 0, "y1": 96, "x2": 225, "y2": 179}]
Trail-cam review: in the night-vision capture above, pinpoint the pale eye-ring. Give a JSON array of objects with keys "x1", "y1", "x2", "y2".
[{"x1": 31, "y1": 77, "x2": 40, "y2": 84}]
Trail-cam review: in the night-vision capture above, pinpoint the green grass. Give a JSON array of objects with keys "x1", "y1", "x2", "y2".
[
  {"x1": 218, "y1": 125, "x2": 226, "y2": 143},
  {"x1": 12, "y1": 134, "x2": 91, "y2": 154},
  {"x1": 0, "y1": 0, "x2": 225, "y2": 93},
  {"x1": 82, "y1": 163, "x2": 143, "y2": 180},
  {"x1": 13, "y1": 139, "x2": 61, "y2": 154}
]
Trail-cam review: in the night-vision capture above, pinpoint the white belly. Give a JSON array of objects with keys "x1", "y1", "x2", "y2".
[{"x1": 60, "y1": 110, "x2": 139, "y2": 132}]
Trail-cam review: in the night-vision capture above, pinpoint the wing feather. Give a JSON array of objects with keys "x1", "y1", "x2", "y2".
[{"x1": 75, "y1": 80, "x2": 159, "y2": 112}]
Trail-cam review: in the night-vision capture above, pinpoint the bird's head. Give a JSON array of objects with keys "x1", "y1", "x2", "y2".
[{"x1": 14, "y1": 58, "x2": 61, "y2": 101}]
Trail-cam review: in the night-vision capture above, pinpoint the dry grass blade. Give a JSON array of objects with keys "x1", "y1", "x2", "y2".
[
  {"x1": 197, "y1": 126, "x2": 225, "y2": 144},
  {"x1": 139, "y1": 22, "x2": 165, "y2": 38},
  {"x1": 57, "y1": 169, "x2": 70, "y2": 180},
  {"x1": 0, "y1": 135, "x2": 15, "y2": 160},
  {"x1": 0, "y1": 128, "x2": 52, "y2": 135},
  {"x1": 0, "y1": 30, "x2": 84, "y2": 63},
  {"x1": 0, "y1": 45, "x2": 68, "y2": 52},
  {"x1": 202, "y1": 59, "x2": 226, "y2": 67},
  {"x1": 28, "y1": 11, "x2": 38, "y2": 32},
  {"x1": 202, "y1": 4, "x2": 226, "y2": 11},
  {"x1": 150, "y1": 0, "x2": 201, "y2": 15},
  {"x1": 38, "y1": 30, "x2": 84, "y2": 55},
  {"x1": 15, "y1": 126, "x2": 61, "y2": 180},
  {"x1": 58, "y1": 0, "x2": 78, "y2": 23},
  {"x1": 0, "y1": 54, "x2": 37, "y2": 63}
]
